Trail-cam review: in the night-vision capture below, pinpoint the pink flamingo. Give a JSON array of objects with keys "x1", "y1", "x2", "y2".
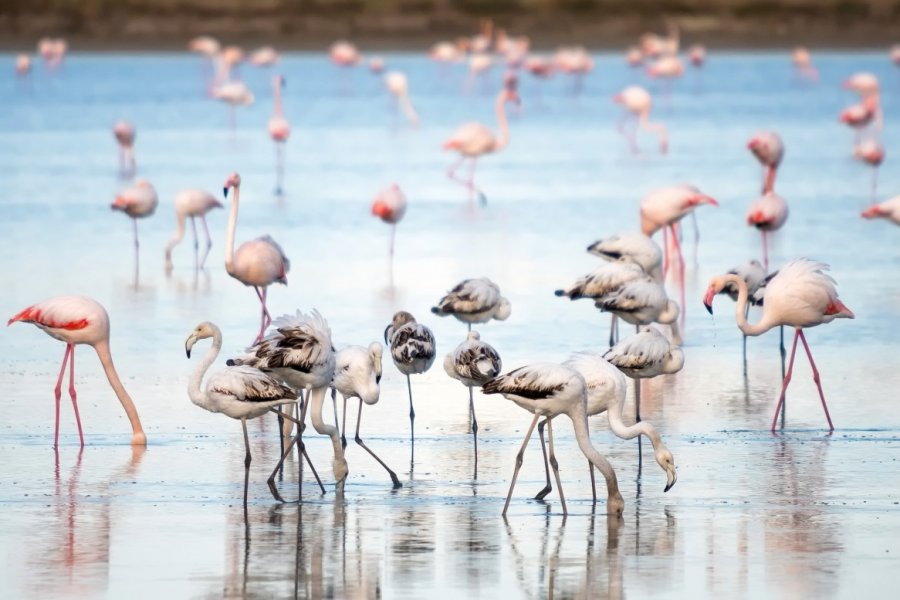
[
  {"x1": 689, "y1": 45, "x2": 706, "y2": 67},
  {"x1": 862, "y1": 195, "x2": 900, "y2": 225},
  {"x1": 371, "y1": 184, "x2": 407, "y2": 264},
  {"x1": 188, "y1": 36, "x2": 220, "y2": 94},
  {"x1": 747, "y1": 131, "x2": 784, "y2": 194},
  {"x1": 16, "y1": 54, "x2": 31, "y2": 76},
  {"x1": 854, "y1": 139, "x2": 885, "y2": 202},
  {"x1": 840, "y1": 98, "x2": 877, "y2": 145},
  {"x1": 746, "y1": 192, "x2": 789, "y2": 271},
  {"x1": 704, "y1": 259, "x2": 853, "y2": 432},
  {"x1": 443, "y1": 87, "x2": 520, "y2": 205},
  {"x1": 384, "y1": 71, "x2": 419, "y2": 127},
  {"x1": 8, "y1": 296, "x2": 146, "y2": 447},
  {"x1": 111, "y1": 179, "x2": 158, "y2": 256},
  {"x1": 164, "y1": 189, "x2": 223, "y2": 271},
  {"x1": 330, "y1": 40, "x2": 361, "y2": 67},
  {"x1": 112, "y1": 121, "x2": 136, "y2": 177},
  {"x1": 792, "y1": 47, "x2": 818, "y2": 82},
  {"x1": 248, "y1": 46, "x2": 279, "y2": 67},
  {"x1": 614, "y1": 86, "x2": 668, "y2": 154},
  {"x1": 222, "y1": 172, "x2": 291, "y2": 344},
  {"x1": 625, "y1": 47, "x2": 643, "y2": 68},
  {"x1": 268, "y1": 75, "x2": 290, "y2": 194}
]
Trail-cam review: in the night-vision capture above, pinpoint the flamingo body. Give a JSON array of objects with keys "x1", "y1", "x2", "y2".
[
  {"x1": 432, "y1": 278, "x2": 511, "y2": 326},
  {"x1": 862, "y1": 195, "x2": 900, "y2": 224}
]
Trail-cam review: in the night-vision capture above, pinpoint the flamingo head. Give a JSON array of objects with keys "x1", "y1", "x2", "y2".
[
  {"x1": 223, "y1": 172, "x2": 241, "y2": 197},
  {"x1": 185, "y1": 321, "x2": 216, "y2": 358},
  {"x1": 703, "y1": 276, "x2": 728, "y2": 314},
  {"x1": 656, "y1": 447, "x2": 677, "y2": 492},
  {"x1": 861, "y1": 204, "x2": 886, "y2": 219}
]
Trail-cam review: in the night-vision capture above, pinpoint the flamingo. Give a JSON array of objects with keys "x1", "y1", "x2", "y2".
[
  {"x1": 553, "y1": 46, "x2": 594, "y2": 94},
  {"x1": 716, "y1": 260, "x2": 767, "y2": 368},
  {"x1": 248, "y1": 46, "x2": 279, "y2": 67},
  {"x1": 840, "y1": 99, "x2": 877, "y2": 145},
  {"x1": 603, "y1": 326, "x2": 684, "y2": 424},
  {"x1": 614, "y1": 86, "x2": 668, "y2": 154},
  {"x1": 430, "y1": 41, "x2": 463, "y2": 63},
  {"x1": 747, "y1": 131, "x2": 784, "y2": 194},
  {"x1": 212, "y1": 77, "x2": 254, "y2": 130},
  {"x1": 862, "y1": 195, "x2": 900, "y2": 225},
  {"x1": 443, "y1": 86, "x2": 520, "y2": 205},
  {"x1": 470, "y1": 19, "x2": 494, "y2": 53},
  {"x1": 854, "y1": 139, "x2": 885, "y2": 202},
  {"x1": 646, "y1": 55, "x2": 684, "y2": 80},
  {"x1": 368, "y1": 57, "x2": 385, "y2": 74},
  {"x1": 625, "y1": 47, "x2": 643, "y2": 68},
  {"x1": 221, "y1": 46, "x2": 245, "y2": 75},
  {"x1": 524, "y1": 55, "x2": 554, "y2": 102},
  {"x1": 383, "y1": 71, "x2": 419, "y2": 127},
  {"x1": 268, "y1": 75, "x2": 290, "y2": 195},
  {"x1": 38, "y1": 38, "x2": 66, "y2": 68},
  {"x1": 747, "y1": 192, "x2": 789, "y2": 271},
  {"x1": 443, "y1": 331, "x2": 502, "y2": 477},
  {"x1": 222, "y1": 172, "x2": 290, "y2": 344},
  {"x1": 431, "y1": 277, "x2": 511, "y2": 332},
  {"x1": 792, "y1": 47, "x2": 818, "y2": 82},
  {"x1": 703, "y1": 259, "x2": 854, "y2": 432},
  {"x1": 330, "y1": 41, "x2": 361, "y2": 67},
  {"x1": 227, "y1": 309, "x2": 344, "y2": 494},
  {"x1": 112, "y1": 121, "x2": 136, "y2": 177},
  {"x1": 481, "y1": 362, "x2": 625, "y2": 517},
  {"x1": 332, "y1": 342, "x2": 401, "y2": 488},
  {"x1": 590, "y1": 277, "x2": 682, "y2": 345},
  {"x1": 164, "y1": 189, "x2": 223, "y2": 271},
  {"x1": 111, "y1": 179, "x2": 158, "y2": 261},
  {"x1": 16, "y1": 54, "x2": 31, "y2": 76},
  {"x1": 533, "y1": 352, "x2": 677, "y2": 503},
  {"x1": 188, "y1": 36, "x2": 220, "y2": 94},
  {"x1": 371, "y1": 184, "x2": 407, "y2": 266},
  {"x1": 466, "y1": 53, "x2": 493, "y2": 91},
  {"x1": 587, "y1": 232, "x2": 663, "y2": 282},
  {"x1": 689, "y1": 45, "x2": 706, "y2": 67},
  {"x1": 8, "y1": 296, "x2": 146, "y2": 447},
  {"x1": 892, "y1": 45, "x2": 900, "y2": 66},
  {"x1": 384, "y1": 311, "x2": 436, "y2": 464}
]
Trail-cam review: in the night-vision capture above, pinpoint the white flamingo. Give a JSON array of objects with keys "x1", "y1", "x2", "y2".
[
  {"x1": 164, "y1": 189, "x2": 223, "y2": 271},
  {"x1": 431, "y1": 278, "x2": 512, "y2": 331},
  {"x1": 482, "y1": 362, "x2": 625, "y2": 517},
  {"x1": 586, "y1": 232, "x2": 663, "y2": 282}
]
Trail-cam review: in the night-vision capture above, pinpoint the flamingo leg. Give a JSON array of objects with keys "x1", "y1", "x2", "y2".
[
  {"x1": 132, "y1": 218, "x2": 139, "y2": 252},
  {"x1": 469, "y1": 386, "x2": 478, "y2": 479},
  {"x1": 670, "y1": 223, "x2": 686, "y2": 322},
  {"x1": 275, "y1": 142, "x2": 284, "y2": 195},
  {"x1": 338, "y1": 389, "x2": 347, "y2": 450},
  {"x1": 468, "y1": 158, "x2": 487, "y2": 206},
  {"x1": 389, "y1": 224, "x2": 396, "y2": 265},
  {"x1": 546, "y1": 418, "x2": 567, "y2": 516},
  {"x1": 53, "y1": 344, "x2": 72, "y2": 449},
  {"x1": 241, "y1": 417, "x2": 252, "y2": 469},
  {"x1": 608, "y1": 314, "x2": 619, "y2": 347},
  {"x1": 67, "y1": 344, "x2": 84, "y2": 448},
  {"x1": 276, "y1": 411, "x2": 285, "y2": 479},
  {"x1": 407, "y1": 375, "x2": 415, "y2": 468},
  {"x1": 798, "y1": 330, "x2": 835, "y2": 432},
  {"x1": 502, "y1": 413, "x2": 541, "y2": 517},
  {"x1": 587, "y1": 459, "x2": 597, "y2": 505},
  {"x1": 780, "y1": 325, "x2": 787, "y2": 428},
  {"x1": 871, "y1": 166, "x2": 878, "y2": 203},
  {"x1": 761, "y1": 230, "x2": 769, "y2": 272},
  {"x1": 253, "y1": 286, "x2": 272, "y2": 344},
  {"x1": 533, "y1": 418, "x2": 553, "y2": 500},
  {"x1": 355, "y1": 399, "x2": 402, "y2": 488},
  {"x1": 742, "y1": 303, "x2": 750, "y2": 375},
  {"x1": 771, "y1": 328, "x2": 801, "y2": 432},
  {"x1": 267, "y1": 406, "x2": 326, "y2": 502},
  {"x1": 190, "y1": 216, "x2": 199, "y2": 267},
  {"x1": 199, "y1": 215, "x2": 213, "y2": 269}
]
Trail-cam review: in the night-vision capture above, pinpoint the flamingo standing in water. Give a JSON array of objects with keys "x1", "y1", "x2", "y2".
[
  {"x1": 113, "y1": 121, "x2": 136, "y2": 177},
  {"x1": 188, "y1": 36, "x2": 220, "y2": 94},
  {"x1": 444, "y1": 86, "x2": 520, "y2": 205},
  {"x1": 481, "y1": 362, "x2": 625, "y2": 517},
  {"x1": 862, "y1": 195, "x2": 900, "y2": 225},
  {"x1": 747, "y1": 192, "x2": 789, "y2": 271},
  {"x1": 268, "y1": 75, "x2": 290, "y2": 195},
  {"x1": 614, "y1": 86, "x2": 668, "y2": 154},
  {"x1": 716, "y1": 260, "x2": 767, "y2": 369},
  {"x1": 111, "y1": 179, "x2": 158, "y2": 265},
  {"x1": 383, "y1": 71, "x2": 419, "y2": 127},
  {"x1": 164, "y1": 189, "x2": 223, "y2": 271},
  {"x1": 330, "y1": 41, "x2": 362, "y2": 67},
  {"x1": 213, "y1": 75, "x2": 254, "y2": 130},
  {"x1": 16, "y1": 54, "x2": 31, "y2": 76},
  {"x1": 703, "y1": 259, "x2": 854, "y2": 432},
  {"x1": 249, "y1": 46, "x2": 279, "y2": 67},
  {"x1": 8, "y1": 296, "x2": 146, "y2": 447},
  {"x1": 587, "y1": 232, "x2": 663, "y2": 282},
  {"x1": 854, "y1": 139, "x2": 885, "y2": 202},
  {"x1": 747, "y1": 131, "x2": 784, "y2": 194},
  {"x1": 689, "y1": 45, "x2": 706, "y2": 67},
  {"x1": 431, "y1": 277, "x2": 512, "y2": 333},
  {"x1": 371, "y1": 184, "x2": 407, "y2": 266},
  {"x1": 444, "y1": 331, "x2": 503, "y2": 477},
  {"x1": 792, "y1": 47, "x2": 818, "y2": 82},
  {"x1": 222, "y1": 172, "x2": 290, "y2": 344}
]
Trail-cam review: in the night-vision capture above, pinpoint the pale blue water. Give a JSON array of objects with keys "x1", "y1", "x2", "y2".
[{"x1": 0, "y1": 51, "x2": 899, "y2": 599}]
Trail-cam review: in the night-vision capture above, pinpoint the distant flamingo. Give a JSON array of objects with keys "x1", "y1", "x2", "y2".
[
  {"x1": 481, "y1": 362, "x2": 625, "y2": 517},
  {"x1": 444, "y1": 86, "x2": 520, "y2": 204},
  {"x1": 747, "y1": 192, "x2": 789, "y2": 271},
  {"x1": 443, "y1": 331, "x2": 503, "y2": 477},
  {"x1": 16, "y1": 54, "x2": 31, "y2": 76},
  {"x1": 704, "y1": 259, "x2": 854, "y2": 432},
  {"x1": 188, "y1": 36, "x2": 220, "y2": 94},
  {"x1": 213, "y1": 78, "x2": 254, "y2": 130},
  {"x1": 840, "y1": 99, "x2": 877, "y2": 145},
  {"x1": 330, "y1": 41, "x2": 362, "y2": 67},
  {"x1": 689, "y1": 45, "x2": 706, "y2": 67},
  {"x1": 112, "y1": 121, "x2": 136, "y2": 177},
  {"x1": 430, "y1": 41, "x2": 463, "y2": 64},
  {"x1": 587, "y1": 232, "x2": 663, "y2": 282},
  {"x1": 368, "y1": 57, "x2": 385, "y2": 74},
  {"x1": 891, "y1": 45, "x2": 900, "y2": 66},
  {"x1": 862, "y1": 195, "x2": 900, "y2": 225},
  {"x1": 268, "y1": 75, "x2": 290, "y2": 194},
  {"x1": 383, "y1": 71, "x2": 419, "y2": 127},
  {"x1": 470, "y1": 19, "x2": 494, "y2": 53},
  {"x1": 248, "y1": 46, "x2": 279, "y2": 67},
  {"x1": 431, "y1": 277, "x2": 511, "y2": 332},
  {"x1": 38, "y1": 38, "x2": 66, "y2": 69},
  {"x1": 371, "y1": 184, "x2": 407, "y2": 265},
  {"x1": 553, "y1": 46, "x2": 593, "y2": 94},
  {"x1": 614, "y1": 86, "x2": 668, "y2": 154},
  {"x1": 625, "y1": 47, "x2": 643, "y2": 68},
  {"x1": 8, "y1": 296, "x2": 146, "y2": 447},
  {"x1": 747, "y1": 131, "x2": 784, "y2": 194},
  {"x1": 221, "y1": 46, "x2": 245, "y2": 77},
  {"x1": 222, "y1": 172, "x2": 290, "y2": 344},
  {"x1": 111, "y1": 179, "x2": 158, "y2": 260},
  {"x1": 164, "y1": 189, "x2": 223, "y2": 271},
  {"x1": 792, "y1": 47, "x2": 818, "y2": 82},
  {"x1": 466, "y1": 53, "x2": 493, "y2": 92},
  {"x1": 854, "y1": 139, "x2": 885, "y2": 202}
]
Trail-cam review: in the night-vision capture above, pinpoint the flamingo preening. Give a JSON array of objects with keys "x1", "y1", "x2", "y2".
[
  {"x1": 113, "y1": 121, "x2": 136, "y2": 177},
  {"x1": 587, "y1": 232, "x2": 663, "y2": 282},
  {"x1": 431, "y1": 277, "x2": 512, "y2": 333},
  {"x1": 268, "y1": 75, "x2": 290, "y2": 195},
  {"x1": 704, "y1": 259, "x2": 854, "y2": 432},
  {"x1": 747, "y1": 131, "x2": 784, "y2": 194},
  {"x1": 164, "y1": 189, "x2": 223, "y2": 271},
  {"x1": 8, "y1": 296, "x2": 146, "y2": 448}
]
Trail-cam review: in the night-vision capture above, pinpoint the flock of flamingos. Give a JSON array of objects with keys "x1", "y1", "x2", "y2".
[{"x1": 8, "y1": 24, "x2": 900, "y2": 518}]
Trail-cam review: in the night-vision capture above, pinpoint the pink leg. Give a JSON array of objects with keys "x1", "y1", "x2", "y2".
[
  {"x1": 670, "y1": 224, "x2": 686, "y2": 320},
  {"x1": 761, "y1": 230, "x2": 769, "y2": 272},
  {"x1": 68, "y1": 346, "x2": 84, "y2": 447},
  {"x1": 253, "y1": 286, "x2": 271, "y2": 344},
  {"x1": 771, "y1": 329, "x2": 801, "y2": 432},
  {"x1": 53, "y1": 345, "x2": 72, "y2": 449},
  {"x1": 798, "y1": 330, "x2": 835, "y2": 432}
]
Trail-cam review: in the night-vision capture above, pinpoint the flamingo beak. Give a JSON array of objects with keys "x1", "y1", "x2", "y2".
[
  {"x1": 223, "y1": 187, "x2": 229, "y2": 198},
  {"x1": 664, "y1": 467, "x2": 677, "y2": 492},
  {"x1": 700, "y1": 195, "x2": 719, "y2": 207},
  {"x1": 861, "y1": 205, "x2": 882, "y2": 219},
  {"x1": 703, "y1": 287, "x2": 716, "y2": 314},
  {"x1": 747, "y1": 139, "x2": 759, "y2": 150}
]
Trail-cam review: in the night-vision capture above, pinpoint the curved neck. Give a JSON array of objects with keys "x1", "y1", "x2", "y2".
[
  {"x1": 763, "y1": 165, "x2": 777, "y2": 194},
  {"x1": 493, "y1": 94, "x2": 510, "y2": 151},
  {"x1": 93, "y1": 339, "x2": 145, "y2": 441},
  {"x1": 224, "y1": 186, "x2": 239, "y2": 275},
  {"x1": 607, "y1": 386, "x2": 661, "y2": 446},
  {"x1": 308, "y1": 385, "x2": 346, "y2": 469},
  {"x1": 722, "y1": 274, "x2": 771, "y2": 336},
  {"x1": 273, "y1": 80, "x2": 283, "y2": 116},
  {"x1": 165, "y1": 211, "x2": 187, "y2": 263},
  {"x1": 568, "y1": 402, "x2": 620, "y2": 500},
  {"x1": 189, "y1": 328, "x2": 222, "y2": 411}
]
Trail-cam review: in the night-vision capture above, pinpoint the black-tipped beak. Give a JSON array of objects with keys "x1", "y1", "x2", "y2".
[
  {"x1": 664, "y1": 481, "x2": 674, "y2": 492},
  {"x1": 376, "y1": 375, "x2": 382, "y2": 384},
  {"x1": 430, "y1": 306, "x2": 439, "y2": 314},
  {"x1": 703, "y1": 301, "x2": 713, "y2": 315},
  {"x1": 554, "y1": 289, "x2": 566, "y2": 297},
  {"x1": 186, "y1": 348, "x2": 191, "y2": 359},
  {"x1": 383, "y1": 324, "x2": 391, "y2": 345},
  {"x1": 223, "y1": 187, "x2": 229, "y2": 198}
]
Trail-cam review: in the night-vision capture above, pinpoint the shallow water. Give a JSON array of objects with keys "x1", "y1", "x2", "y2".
[{"x1": 1, "y1": 51, "x2": 899, "y2": 598}]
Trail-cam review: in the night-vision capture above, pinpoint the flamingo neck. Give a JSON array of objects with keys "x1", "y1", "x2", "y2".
[
  {"x1": 189, "y1": 327, "x2": 222, "y2": 413},
  {"x1": 164, "y1": 211, "x2": 187, "y2": 266},
  {"x1": 567, "y1": 401, "x2": 620, "y2": 501},
  {"x1": 93, "y1": 339, "x2": 146, "y2": 445},
  {"x1": 763, "y1": 165, "x2": 777, "y2": 194},
  {"x1": 606, "y1": 384, "x2": 662, "y2": 448},
  {"x1": 224, "y1": 186, "x2": 239, "y2": 275},
  {"x1": 493, "y1": 94, "x2": 510, "y2": 152},
  {"x1": 308, "y1": 385, "x2": 348, "y2": 481},
  {"x1": 273, "y1": 80, "x2": 283, "y2": 116},
  {"x1": 723, "y1": 274, "x2": 773, "y2": 336}
]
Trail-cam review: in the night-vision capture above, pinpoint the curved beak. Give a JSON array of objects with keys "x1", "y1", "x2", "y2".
[
  {"x1": 383, "y1": 324, "x2": 392, "y2": 345},
  {"x1": 703, "y1": 288, "x2": 716, "y2": 315},
  {"x1": 185, "y1": 333, "x2": 199, "y2": 359},
  {"x1": 222, "y1": 187, "x2": 229, "y2": 198},
  {"x1": 664, "y1": 466, "x2": 677, "y2": 492}
]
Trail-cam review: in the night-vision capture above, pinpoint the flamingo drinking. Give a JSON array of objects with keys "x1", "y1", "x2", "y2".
[{"x1": 164, "y1": 189, "x2": 223, "y2": 271}]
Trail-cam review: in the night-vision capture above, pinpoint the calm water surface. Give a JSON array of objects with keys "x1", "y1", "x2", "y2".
[{"x1": 0, "y1": 51, "x2": 899, "y2": 599}]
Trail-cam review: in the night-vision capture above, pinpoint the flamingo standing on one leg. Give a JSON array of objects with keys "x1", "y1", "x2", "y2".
[
  {"x1": 222, "y1": 172, "x2": 290, "y2": 344},
  {"x1": 111, "y1": 179, "x2": 158, "y2": 274},
  {"x1": 371, "y1": 184, "x2": 407, "y2": 268},
  {"x1": 8, "y1": 296, "x2": 146, "y2": 447},
  {"x1": 862, "y1": 195, "x2": 900, "y2": 225},
  {"x1": 716, "y1": 260, "x2": 767, "y2": 370},
  {"x1": 431, "y1": 277, "x2": 512, "y2": 333},
  {"x1": 481, "y1": 362, "x2": 625, "y2": 517},
  {"x1": 587, "y1": 232, "x2": 663, "y2": 282},
  {"x1": 746, "y1": 192, "x2": 789, "y2": 271},
  {"x1": 443, "y1": 331, "x2": 502, "y2": 477},
  {"x1": 268, "y1": 75, "x2": 290, "y2": 195},
  {"x1": 332, "y1": 342, "x2": 402, "y2": 488},
  {"x1": 443, "y1": 86, "x2": 520, "y2": 205},
  {"x1": 614, "y1": 86, "x2": 668, "y2": 154},
  {"x1": 384, "y1": 71, "x2": 419, "y2": 127},
  {"x1": 747, "y1": 131, "x2": 784, "y2": 194},
  {"x1": 112, "y1": 121, "x2": 136, "y2": 177},
  {"x1": 854, "y1": 139, "x2": 885, "y2": 203},
  {"x1": 385, "y1": 311, "x2": 436, "y2": 468},
  {"x1": 164, "y1": 189, "x2": 223, "y2": 272},
  {"x1": 703, "y1": 259, "x2": 854, "y2": 432}
]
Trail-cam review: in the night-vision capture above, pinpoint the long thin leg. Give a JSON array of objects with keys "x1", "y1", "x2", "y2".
[
  {"x1": 534, "y1": 419, "x2": 552, "y2": 500},
  {"x1": 502, "y1": 414, "x2": 541, "y2": 516},
  {"x1": 132, "y1": 218, "x2": 139, "y2": 252},
  {"x1": 608, "y1": 314, "x2": 618, "y2": 347},
  {"x1": 871, "y1": 166, "x2": 878, "y2": 203},
  {"x1": 588, "y1": 459, "x2": 597, "y2": 505},
  {"x1": 468, "y1": 158, "x2": 486, "y2": 206},
  {"x1": 798, "y1": 330, "x2": 835, "y2": 432},
  {"x1": 67, "y1": 345, "x2": 84, "y2": 448},
  {"x1": 190, "y1": 216, "x2": 199, "y2": 268},
  {"x1": 771, "y1": 329, "x2": 801, "y2": 432},
  {"x1": 780, "y1": 325, "x2": 787, "y2": 428},
  {"x1": 275, "y1": 142, "x2": 285, "y2": 195},
  {"x1": 199, "y1": 215, "x2": 213, "y2": 269},
  {"x1": 277, "y1": 412, "x2": 285, "y2": 478},
  {"x1": 339, "y1": 389, "x2": 347, "y2": 450},
  {"x1": 389, "y1": 224, "x2": 396, "y2": 265},
  {"x1": 406, "y1": 376, "x2": 415, "y2": 468},
  {"x1": 355, "y1": 400, "x2": 402, "y2": 488},
  {"x1": 53, "y1": 344, "x2": 72, "y2": 449},
  {"x1": 662, "y1": 226, "x2": 670, "y2": 279},
  {"x1": 742, "y1": 303, "x2": 750, "y2": 375},
  {"x1": 267, "y1": 407, "x2": 326, "y2": 500},
  {"x1": 469, "y1": 386, "x2": 478, "y2": 479},
  {"x1": 241, "y1": 418, "x2": 252, "y2": 469},
  {"x1": 546, "y1": 419, "x2": 567, "y2": 516},
  {"x1": 761, "y1": 230, "x2": 769, "y2": 272},
  {"x1": 635, "y1": 378, "x2": 643, "y2": 466},
  {"x1": 671, "y1": 224, "x2": 686, "y2": 323}
]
